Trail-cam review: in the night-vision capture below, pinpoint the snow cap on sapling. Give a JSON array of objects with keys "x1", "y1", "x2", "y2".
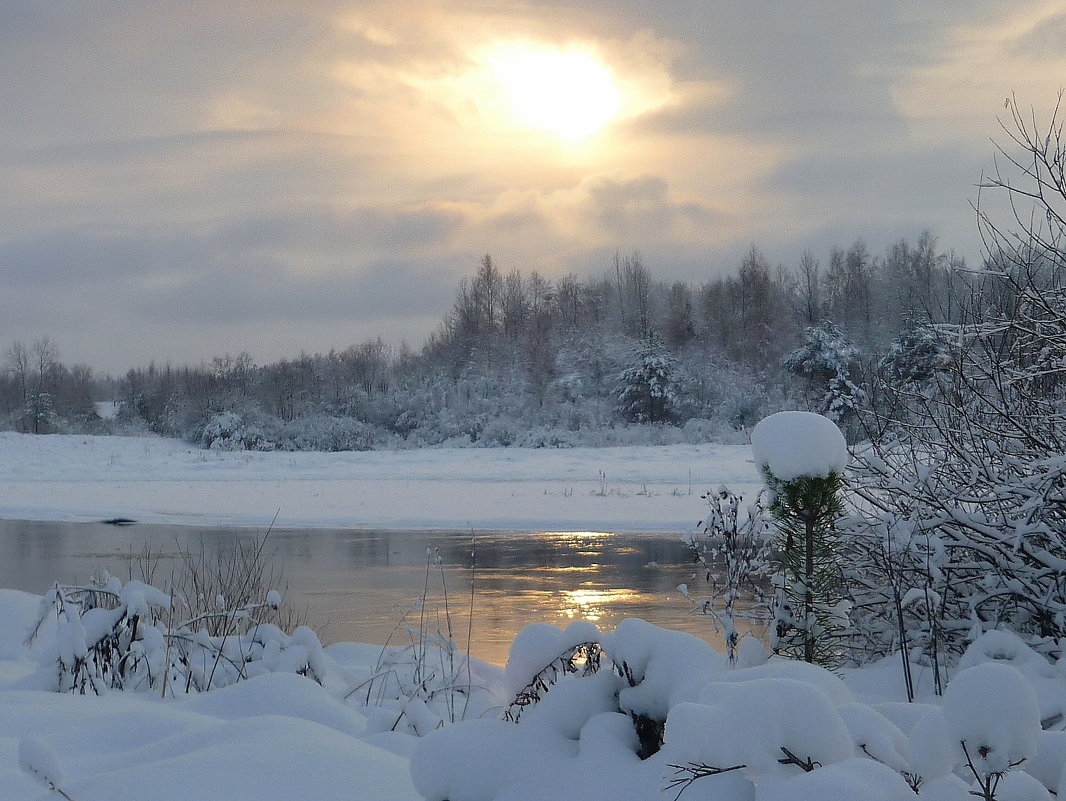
[
  {"x1": 751, "y1": 412, "x2": 848, "y2": 665},
  {"x1": 751, "y1": 411, "x2": 848, "y2": 483}
]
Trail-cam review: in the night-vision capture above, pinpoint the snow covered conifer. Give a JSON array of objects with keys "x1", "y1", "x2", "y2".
[
  {"x1": 784, "y1": 321, "x2": 866, "y2": 424},
  {"x1": 879, "y1": 325, "x2": 951, "y2": 384},
  {"x1": 616, "y1": 338, "x2": 678, "y2": 424},
  {"x1": 751, "y1": 411, "x2": 848, "y2": 665},
  {"x1": 25, "y1": 390, "x2": 56, "y2": 434}
]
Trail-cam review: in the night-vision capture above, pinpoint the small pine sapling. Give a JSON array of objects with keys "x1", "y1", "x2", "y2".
[{"x1": 751, "y1": 412, "x2": 849, "y2": 665}]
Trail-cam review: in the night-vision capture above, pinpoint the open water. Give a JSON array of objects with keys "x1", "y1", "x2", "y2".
[{"x1": 0, "y1": 519, "x2": 760, "y2": 665}]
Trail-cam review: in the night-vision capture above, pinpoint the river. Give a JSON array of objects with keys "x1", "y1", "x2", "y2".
[{"x1": 0, "y1": 519, "x2": 759, "y2": 665}]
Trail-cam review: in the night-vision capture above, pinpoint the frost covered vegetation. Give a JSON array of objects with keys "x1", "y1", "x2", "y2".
[
  {"x1": 7, "y1": 577, "x2": 1066, "y2": 800},
  {"x1": 0, "y1": 235, "x2": 963, "y2": 449}
]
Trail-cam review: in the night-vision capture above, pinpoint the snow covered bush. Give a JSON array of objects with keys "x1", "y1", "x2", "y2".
[
  {"x1": 199, "y1": 410, "x2": 274, "y2": 451},
  {"x1": 943, "y1": 661, "x2": 1041, "y2": 799},
  {"x1": 752, "y1": 411, "x2": 849, "y2": 665},
  {"x1": 842, "y1": 99, "x2": 1066, "y2": 676},
  {"x1": 845, "y1": 305, "x2": 1066, "y2": 667},
  {"x1": 411, "y1": 618, "x2": 1066, "y2": 801},
  {"x1": 26, "y1": 576, "x2": 323, "y2": 694},
  {"x1": 271, "y1": 413, "x2": 393, "y2": 452},
  {"x1": 683, "y1": 486, "x2": 773, "y2": 662}
]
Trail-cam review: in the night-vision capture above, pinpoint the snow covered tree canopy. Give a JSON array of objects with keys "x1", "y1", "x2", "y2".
[
  {"x1": 616, "y1": 340, "x2": 678, "y2": 424},
  {"x1": 783, "y1": 321, "x2": 858, "y2": 382},
  {"x1": 750, "y1": 411, "x2": 848, "y2": 482}
]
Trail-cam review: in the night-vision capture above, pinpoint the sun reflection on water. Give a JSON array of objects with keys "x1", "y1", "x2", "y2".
[
  {"x1": 561, "y1": 587, "x2": 640, "y2": 622},
  {"x1": 540, "y1": 530, "x2": 616, "y2": 541}
]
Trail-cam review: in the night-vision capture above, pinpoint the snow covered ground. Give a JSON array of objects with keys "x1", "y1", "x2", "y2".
[
  {"x1": 2, "y1": 581, "x2": 1066, "y2": 801},
  {"x1": 0, "y1": 432, "x2": 760, "y2": 532},
  {"x1": 2, "y1": 433, "x2": 1065, "y2": 799},
  {"x1": 0, "y1": 588, "x2": 424, "y2": 800}
]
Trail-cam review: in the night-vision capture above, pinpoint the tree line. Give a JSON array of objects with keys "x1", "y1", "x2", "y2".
[{"x1": 0, "y1": 231, "x2": 967, "y2": 450}]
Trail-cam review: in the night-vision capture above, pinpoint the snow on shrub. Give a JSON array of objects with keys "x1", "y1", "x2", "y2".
[
  {"x1": 605, "y1": 618, "x2": 726, "y2": 724},
  {"x1": 942, "y1": 662, "x2": 1041, "y2": 781},
  {"x1": 502, "y1": 620, "x2": 602, "y2": 702},
  {"x1": 837, "y1": 701, "x2": 910, "y2": 773},
  {"x1": 904, "y1": 708, "x2": 956, "y2": 788},
  {"x1": 26, "y1": 577, "x2": 329, "y2": 695},
  {"x1": 668, "y1": 677, "x2": 853, "y2": 777},
  {"x1": 411, "y1": 614, "x2": 1066, "y2": 801},
  {"x1": 199, "y1": 411, "x2": 274, "y2": 451},
  {"x1": 684, "y1": 486, "x2": 774, "y2": 663},
  {"x1": 711, "y1": 657, "x2": 854, "y2": 705},
  {"x1": 357, "y1": 634, "x2": 503, "y2": 737}
]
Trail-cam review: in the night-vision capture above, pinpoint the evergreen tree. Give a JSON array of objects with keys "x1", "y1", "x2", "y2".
[
  {"x1": 784, "y1": 321, "x2": 865, "y2": 423},
  {"x1": 616, "y1": 339, "x2": 677, "y2": 424},
  {"x1": 25, "y1": 391, "x2": 55, "y2": 434},
  {"x1": 752, "y1": 412, "x2": 848, "y2": 665}
]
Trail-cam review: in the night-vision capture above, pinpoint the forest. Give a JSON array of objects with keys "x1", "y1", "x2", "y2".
[{"x1": 0, "y1": 231, "x2": 967, "y2": 452}]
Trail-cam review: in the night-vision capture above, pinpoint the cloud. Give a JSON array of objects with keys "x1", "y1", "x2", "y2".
[
  {"x1": 0, "y1": 1, "x2": 1060, "y2": 371},
  {"x1": 136, "y1": 257, "x2": 456, "y2": 325},
  {"x1": 437, "y1": 173, "x2": 730, "y2": 269},
  {"x1": 579, "y1": 174, "x2": 721, "y2": 240},
  {"x1": 1009, "y1": 9, "x2": 1066, "y2": 56},
  {"x1": 211, "y1": 204, "x2": 466, "y2": 256},
  {"x1": 891, "y1": 2, "x2": 1066, "y2": 140}
]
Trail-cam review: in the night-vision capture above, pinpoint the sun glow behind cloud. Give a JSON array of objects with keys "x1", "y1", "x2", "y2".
[{"x1": 483, "y1": 44, "x2": 623, "y2": 141}]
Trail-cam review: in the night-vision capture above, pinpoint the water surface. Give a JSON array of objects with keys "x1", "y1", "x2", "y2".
[{"x1": 0, "y1": 520, "x2": 759, "y2": 665}]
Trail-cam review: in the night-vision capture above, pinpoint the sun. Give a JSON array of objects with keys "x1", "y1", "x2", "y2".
[{"x1": 484, "y1": 44, "x2": 623, "y2": 141}]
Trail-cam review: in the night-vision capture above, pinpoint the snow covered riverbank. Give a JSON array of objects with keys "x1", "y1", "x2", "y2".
[
  {"x1": 0, "y1": 433, "x2": 760, "y2": 532},
  {"x1": 2, "y1": 433, "x2": 1066, "y2": 799}
]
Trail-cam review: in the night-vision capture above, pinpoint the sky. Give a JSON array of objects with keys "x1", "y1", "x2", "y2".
[{"x1": 1, "y1": 0, "x2": 1065, "y2": 373}]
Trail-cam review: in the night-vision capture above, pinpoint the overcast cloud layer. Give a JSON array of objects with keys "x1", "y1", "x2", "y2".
[{"x1": 2, "y1": 0, "x2": 1065, "y2": 371}]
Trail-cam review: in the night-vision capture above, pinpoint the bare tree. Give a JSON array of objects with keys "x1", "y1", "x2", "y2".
[
  {"x1": 6, "y1": 340, "x2": 29, "y2": 403},
  {"x1": 797, "y1": 250, "x2": 821, "y2": 325},
  {"x1": 845, "y1": 95, "x2": 1066, "y2": 666}
]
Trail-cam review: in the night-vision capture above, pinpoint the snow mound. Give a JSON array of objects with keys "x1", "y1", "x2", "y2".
[
  {"x1": 943, "y1": 662, "x2": 1041, "y2": 777},
  {"x1": 750, "y1": 411, "x2": 848, "y2": 481},
  {"x1": 757, "y1": 757, "x2": 915, "y2": 801}
]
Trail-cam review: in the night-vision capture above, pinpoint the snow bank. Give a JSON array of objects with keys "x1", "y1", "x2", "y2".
[
  {"x1": 2, "y1": 596, "x2": 1066, "y2": 800},
  {"x1": 0, "y1": 432, "x2": 759, "y2": 532},
  {"x1": 750, "y1": 411, "x2": 847, "y2": 481},
  {"x1": 411, "y1": 619, "x2": 1066, "y2": 800}
]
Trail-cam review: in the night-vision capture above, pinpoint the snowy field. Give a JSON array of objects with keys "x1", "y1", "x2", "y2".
[
  {"x1": 0, "y1": 432, "x2": 761, "y2": 532},
  {"x1": 2, "y1": 433, "x2": 1066, "y2": 799}
]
